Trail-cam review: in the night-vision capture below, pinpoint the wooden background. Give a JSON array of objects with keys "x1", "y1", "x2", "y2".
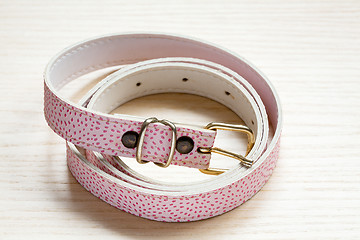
[{"x1": 0, "y1": 0, "x2": 359, "y2": 239}]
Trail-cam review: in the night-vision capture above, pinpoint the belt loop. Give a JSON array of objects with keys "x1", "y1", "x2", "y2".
[{"x1": 136, "y1": 117, "x2": 177, "y2": 168}]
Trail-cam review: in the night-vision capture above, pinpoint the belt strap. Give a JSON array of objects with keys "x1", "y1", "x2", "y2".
[{"x1": 44, "y1": 33, "x2": 282, "y2": 222}]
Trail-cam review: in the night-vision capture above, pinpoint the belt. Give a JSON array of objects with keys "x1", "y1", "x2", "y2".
[{"x1": 44, "y1": 33, "x2": 282, "y2": 222}]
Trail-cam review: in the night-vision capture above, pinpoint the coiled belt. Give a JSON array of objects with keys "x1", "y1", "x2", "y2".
[{"x1": 44, "y1": 33, "x2": 282, "y2": 222}]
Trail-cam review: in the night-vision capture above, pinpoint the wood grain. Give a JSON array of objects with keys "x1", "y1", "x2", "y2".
[{"x1": 0, "y1": 0, "x2": 359, "y2": 239}]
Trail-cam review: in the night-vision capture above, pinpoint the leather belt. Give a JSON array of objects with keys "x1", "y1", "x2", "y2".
[{"x1": 44, "y1": 33, "x2": 282, "y2": 222}]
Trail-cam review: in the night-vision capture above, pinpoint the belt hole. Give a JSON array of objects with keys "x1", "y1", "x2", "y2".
[
  {"x1": 225, "y1": 91, "x2": 230, "y2": 96},
  {"x1": 136, "y1": 82, "x2": 141, "y2": 87},
  {"x1": 182, "y1": 78, "x2": 188, "y2": 82}
]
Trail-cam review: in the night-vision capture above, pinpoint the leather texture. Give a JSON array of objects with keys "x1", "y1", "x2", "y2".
[{"x1": 44, "y1": 33, "x2": 282, "y2": 222}]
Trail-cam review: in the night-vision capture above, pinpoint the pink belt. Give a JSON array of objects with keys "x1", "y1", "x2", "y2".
[{"x1": 44, "y1": 33, "x2": 282, "y2": 222}]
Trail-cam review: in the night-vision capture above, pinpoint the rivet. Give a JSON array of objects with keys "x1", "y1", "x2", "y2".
[
  {"x1": 121, "y1": 131, "x2": 139, "y2": 148},
  {"x1": 176, "y1": 136, "x2": 194, "y2": 154}
]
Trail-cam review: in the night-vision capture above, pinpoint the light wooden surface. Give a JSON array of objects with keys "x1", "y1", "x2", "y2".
[{"x1": 1, "y1": 0, "x2": 359, "y2": 239}]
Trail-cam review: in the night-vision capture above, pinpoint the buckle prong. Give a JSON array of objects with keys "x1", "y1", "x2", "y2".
[{"x1": 198, "y1": 122, "x2": 255, "y2": 175}]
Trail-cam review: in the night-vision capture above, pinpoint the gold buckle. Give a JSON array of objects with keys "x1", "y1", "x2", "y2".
[
  {"x1": 136, "y1": 117, "x2": 177, "y2": 168},
  {"x1": 197, "y1": 122, "x2": 255, "y2": 175}
]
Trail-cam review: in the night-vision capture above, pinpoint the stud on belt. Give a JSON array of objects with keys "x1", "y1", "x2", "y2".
[{"x1": 44, "y1": 33, "x2": 282, "y2": 222}]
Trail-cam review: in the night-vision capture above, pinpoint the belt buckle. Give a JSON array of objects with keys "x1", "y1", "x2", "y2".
[
  {"x1": 197, "y1": 122, "x2": 255, "y2": 175},
  {"x1": 136, "y1": 118, "x2": 255, "y2": 175}
]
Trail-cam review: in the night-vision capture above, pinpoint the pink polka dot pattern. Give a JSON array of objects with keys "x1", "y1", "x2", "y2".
[
  {"x1": 43, "y1": 33, "x2": 283, "y2": 223},
  {"x1": 66, "y1": 139, "x2": 280, "y2": 222},
  {"x1": 44, "y1": 83, "x2": 216, "y2": 169}
]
